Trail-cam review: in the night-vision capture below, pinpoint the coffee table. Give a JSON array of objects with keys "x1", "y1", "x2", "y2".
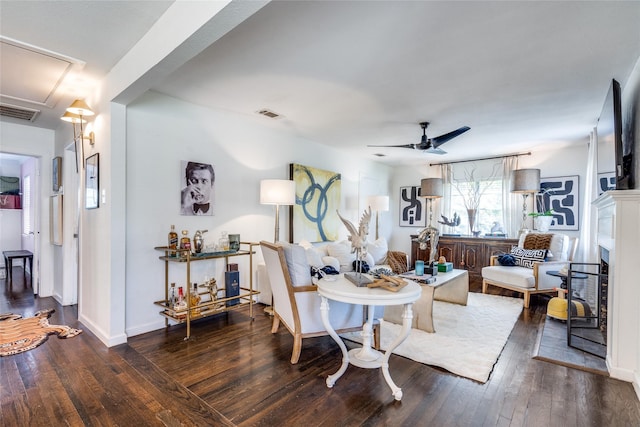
[
  {"x1": 317, "y1": 275, "x2": 421, "y2": 401},
  {"x1": 384, "y1": 269, "x2": 469, "y2": 333}
]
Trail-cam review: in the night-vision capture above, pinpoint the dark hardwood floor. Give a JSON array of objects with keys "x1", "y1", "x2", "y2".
[{"x1": 2, "y1": 266, "x2": 640, "y2": 426}]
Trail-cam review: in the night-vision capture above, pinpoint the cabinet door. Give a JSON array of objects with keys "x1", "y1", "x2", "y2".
[
  {"x1": 437, "y1": 242, "x2": 457, "y2": 266},
  {"x1": 460, "y1": 241, "x2": 484, "y2": 276}
]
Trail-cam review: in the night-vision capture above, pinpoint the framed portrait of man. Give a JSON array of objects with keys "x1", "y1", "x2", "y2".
[{"x1": 180, "y1": 160, "x2": 215, "y2": 216}]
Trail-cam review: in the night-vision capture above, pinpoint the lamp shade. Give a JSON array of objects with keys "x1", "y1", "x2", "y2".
[
  {"x1": 260, "y1": 179, "x2": 295, "y2": 205},
  {"x1": 60, "y1": 111, "x2": 87, "y2": 124},
  {"x1": 511, "y1": 169, "x2": 540, "y2": 193},
  {"x1": 66, "y1": 99, "x2": 95, "y2": 116},
  {"x1": 420, "y1": 178, "x2": 443, "y2": 199},
  {"x1": 368, "y1": 195, "x2": 389, "y2": 212}
]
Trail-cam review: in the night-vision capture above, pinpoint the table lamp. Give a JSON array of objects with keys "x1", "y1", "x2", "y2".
[{"x1": 420, "y1": 178, "x2": 443, "y2": 266}]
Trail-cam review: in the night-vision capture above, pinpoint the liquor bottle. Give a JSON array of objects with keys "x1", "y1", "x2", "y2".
[
  {"x1": 168, "y1": 282, "x2": 176, "y2": 310},
  {"x1": 180, "y1": 230, "x2": 191, "y2": 255},
  {"x1": 175, "y1": 286, "x2": 187, "y2": 315},
  {"x1": 190, "y1": 283, "x2": 201, "y2": 316},
  {"x1": 168, "y1": 225, "x2": 178, "y2": 256}
]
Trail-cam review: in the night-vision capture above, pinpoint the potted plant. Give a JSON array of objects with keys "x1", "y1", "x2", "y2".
[{"x1": 528, "y1": 209, "x2": 554, "y2": 232}]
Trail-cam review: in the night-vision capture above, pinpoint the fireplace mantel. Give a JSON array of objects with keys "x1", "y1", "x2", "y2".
[{"x1": 593, "y1": 190, "x2": 640, "y2": 399}]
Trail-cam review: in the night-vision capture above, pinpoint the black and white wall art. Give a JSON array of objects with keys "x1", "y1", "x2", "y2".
[
  {"x1": 399, "y1": 186, "x2": 426, "y2": 227},
  {"x1": 537, "y1": 175, "x2": 580, "y2": 231}
]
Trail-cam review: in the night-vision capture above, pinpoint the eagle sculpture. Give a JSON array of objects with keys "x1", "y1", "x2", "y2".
[{"x1": 336, "y1": 207, "x2": 371, "y2": 256}]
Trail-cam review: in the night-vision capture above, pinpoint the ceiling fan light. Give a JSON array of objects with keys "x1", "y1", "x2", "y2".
[{"x1": 66, "y1": 99, "x2": 95, "y2": 116}]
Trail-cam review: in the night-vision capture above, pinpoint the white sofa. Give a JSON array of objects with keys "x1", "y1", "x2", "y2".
[
  {"x1": 481, "y1": 232, "x2": 578, "y2": 308},
  {"x1": 298, "y1": 237, "x2": 393, "y2": 273}
]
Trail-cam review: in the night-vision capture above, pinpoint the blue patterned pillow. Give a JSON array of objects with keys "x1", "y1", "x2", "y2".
[
  {"x1": 497, "y1": 254, "x2": 516, "y2": 266},
  {"x1": 511, "y1": 247, "x2": 547, "y2": 269}
]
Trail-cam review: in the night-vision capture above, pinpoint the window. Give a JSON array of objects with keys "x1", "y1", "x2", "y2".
[
  {"x1": 449, "y1": 179, "x2": 504, "y2": 235},
  {"x1": 22, "y1": 174, "x2": 31, "y2": 234}
]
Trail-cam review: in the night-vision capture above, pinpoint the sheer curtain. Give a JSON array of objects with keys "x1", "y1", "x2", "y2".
[
  {"x1": 502, "y1": 156, "x2": 520, "y2": 238},
  {"x1": 440, "y1": 164, "x2": 453, "y2": 233},
  {"x1": 577, "y1": 128, "x2": 598, "y2": 263}
]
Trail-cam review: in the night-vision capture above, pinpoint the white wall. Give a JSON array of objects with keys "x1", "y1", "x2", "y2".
[
  {"x1": 124, "y1": 91, "x2": 392, "y2": 337},
  {"x1": 0, "y1": 122, "x2": 55, "y2": 295}
]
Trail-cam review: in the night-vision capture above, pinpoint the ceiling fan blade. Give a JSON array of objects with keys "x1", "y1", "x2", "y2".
[
  {"x1": 425, "y1": 147, "x2": 447, "y2": 155},
  {"x1": 367, "y1": 144, "x2": 417, "y2": 149},
  {"x1": 431, "y1": 126, "x2": 471, "y2": 146}
]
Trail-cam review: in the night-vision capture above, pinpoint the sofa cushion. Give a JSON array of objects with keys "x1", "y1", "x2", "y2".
[
  {"x1": 303, "y1": 246, "x2": 324, "y2": 268},
  {"x1": 322, "y1": 256, "x2": 341, "y2": 272},
  {"x1": 511, "y1": 247, "x2": 547, "y2": 269},
  {"x1": 367, "y1": 238, "x2": 388, "y2": 265},
  {"x1": 327, "y1": 241, "x2": 356, "y2": 272},
  {"x1": 481, "y1": 265, "x2": 535, "y2": 289},
  {"x1": 280, "y1": 242, "x2": 312, "y2": 286}
]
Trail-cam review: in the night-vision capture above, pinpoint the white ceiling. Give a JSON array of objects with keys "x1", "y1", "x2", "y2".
[{"x1": 1, "y1": 1, "x2": 640, "y2": 166}]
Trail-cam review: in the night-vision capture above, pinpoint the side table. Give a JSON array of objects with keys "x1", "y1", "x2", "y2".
[
  {"x1": 317, "y1": 275, "x2": 421, "y2": 401},
  {"x1": 3, "y1": 250, "x2": 33, "y2": 288}
]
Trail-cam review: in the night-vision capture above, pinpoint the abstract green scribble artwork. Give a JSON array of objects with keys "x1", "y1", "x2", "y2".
[{"x1": 290, "y1": 163, "x2": 341, "y2": 242}]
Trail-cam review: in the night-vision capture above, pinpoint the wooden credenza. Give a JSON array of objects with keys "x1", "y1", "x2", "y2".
[{"x1": 410, "y1": 235, "x2": 518, "y2": 289}]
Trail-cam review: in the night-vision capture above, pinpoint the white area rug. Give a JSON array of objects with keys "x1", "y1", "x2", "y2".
[{"x1": 341, "y1": 292, "x2": 523, "y2": 383}]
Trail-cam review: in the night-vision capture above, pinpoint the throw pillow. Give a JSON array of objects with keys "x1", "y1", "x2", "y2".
[
  {"x1": 523, "y1": 233, "x2": 553, "y2": 250},
  {"x1": 497, "y1": 253, "x2": 516, "y2": 266},
  {"x1": 327, "y1": 241, "x2": 356, "y2": 272},
  {"x1": 322, "y1": 256, "x2": 341, "y2": 272},
  {"x1": 386, "y1": 251, "x2": 409, "y2": 274},
  {"x1": 280, "y1": 242, "x2": 312, "y2": 286},
  {"x1": 304, "y1": 246, "x2": 324, "y2": 268},
  {"x1": 510, "y1": 247, "x2": 547, "y2": 269},
  {"x1": 367, "y1": 238, "x2": 388, "y2": 265}
]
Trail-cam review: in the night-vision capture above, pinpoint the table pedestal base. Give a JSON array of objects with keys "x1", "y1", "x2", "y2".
[{"x1": 321, "y1": 297, "x2": 414, "y2": 401}]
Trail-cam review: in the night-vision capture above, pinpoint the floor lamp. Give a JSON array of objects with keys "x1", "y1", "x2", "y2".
[
  {"x1": 420, "y1": 178, "x2": 443, "y2": 264},
  {"x1": 260, "y1": 179, "x2": 295, "y2": 315},
  {"x1": 367, "y1": 195, "x2": 389, "y2": 240},
  {"x1": 510, "y1": 168, "x2": 540, "y2": 236}
]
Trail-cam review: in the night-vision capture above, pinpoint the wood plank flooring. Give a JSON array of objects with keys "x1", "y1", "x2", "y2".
[{"x1": 2, "y1": 265, "x2": 640, "y2": 426}]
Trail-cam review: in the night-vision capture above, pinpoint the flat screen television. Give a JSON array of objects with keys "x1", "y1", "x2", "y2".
[{"x1": 596, "y1": 78, "x2": 633, "y2": 192}]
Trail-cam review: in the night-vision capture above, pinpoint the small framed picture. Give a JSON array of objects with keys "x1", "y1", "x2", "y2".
[
  {"x1": 52, "y1": 156, "x2": 62, "y2": 192},
  {"x1": 85, "y1": 153, "x2": 99, "y2": 209}
]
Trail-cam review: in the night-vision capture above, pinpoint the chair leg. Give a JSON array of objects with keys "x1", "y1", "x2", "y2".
[
  {"x1": 523, "y1": 292, "x2": 530, "y2": 309},
  {"x1": 291, "y1": 334, "x2": 302, "y2": 364},
  {"x1": 271, "y1": 315, "x2": 280, "y2": 333},
  {"x1": 482, "y1": 279, "x2": 488, "y2": 294}
]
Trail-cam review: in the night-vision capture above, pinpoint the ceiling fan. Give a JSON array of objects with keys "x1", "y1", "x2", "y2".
[{"x1": 369, "y1": 121, "x2": 470, "y2": 155}]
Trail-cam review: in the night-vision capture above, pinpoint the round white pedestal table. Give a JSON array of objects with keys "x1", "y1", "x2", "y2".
[{"x1": 317, "y1": 275, "x2": 421, "y2": 401}]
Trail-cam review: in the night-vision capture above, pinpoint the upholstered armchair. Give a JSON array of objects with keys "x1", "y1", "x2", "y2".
[
  {"x1": 481, "y1": 233, "x2": 578, "y2": 308},
  {"x1": 260, "y1": 241, "x2": 365, "y2": 364}
]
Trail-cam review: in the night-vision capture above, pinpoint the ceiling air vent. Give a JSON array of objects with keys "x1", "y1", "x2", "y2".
[
  {"x1": 0, "y1": 103, "x2": 40, "y2": 122},
  {"x1": 257, "y1": 109, "x2": 282, "y2": 119}
]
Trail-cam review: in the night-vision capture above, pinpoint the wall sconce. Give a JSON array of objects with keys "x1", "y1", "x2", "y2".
[
  {"x1": 511, "y1": 168, "x2": 540, "y2": 234},
  {"x1": 367, "y1": 195, "x2": 389, "y2": 240},
  {"x1": 60, "y1": 99, "x2": 95, "y2": 171}
]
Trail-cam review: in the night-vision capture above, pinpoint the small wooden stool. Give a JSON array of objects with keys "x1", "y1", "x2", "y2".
[{"x1": 3, "y1": 250, "x2": 33, "y2": 288}]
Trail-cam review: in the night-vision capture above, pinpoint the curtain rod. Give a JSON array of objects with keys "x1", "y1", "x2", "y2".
[{"x1": 429, "y1": 151, "x2": 531, "y2": 167}]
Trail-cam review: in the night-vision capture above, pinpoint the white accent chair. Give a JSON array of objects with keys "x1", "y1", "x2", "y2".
[
  {"x1": 481, "y1": 233, "x2": 578, "y2": 308},
  {"x1": 260, "y1": 241, "x2": 365, "y2": 364}
]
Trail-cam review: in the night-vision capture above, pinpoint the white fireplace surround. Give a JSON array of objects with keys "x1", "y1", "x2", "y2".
[{"x1": 594, "y1": 190, "x2": 640, "y2": 400}]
